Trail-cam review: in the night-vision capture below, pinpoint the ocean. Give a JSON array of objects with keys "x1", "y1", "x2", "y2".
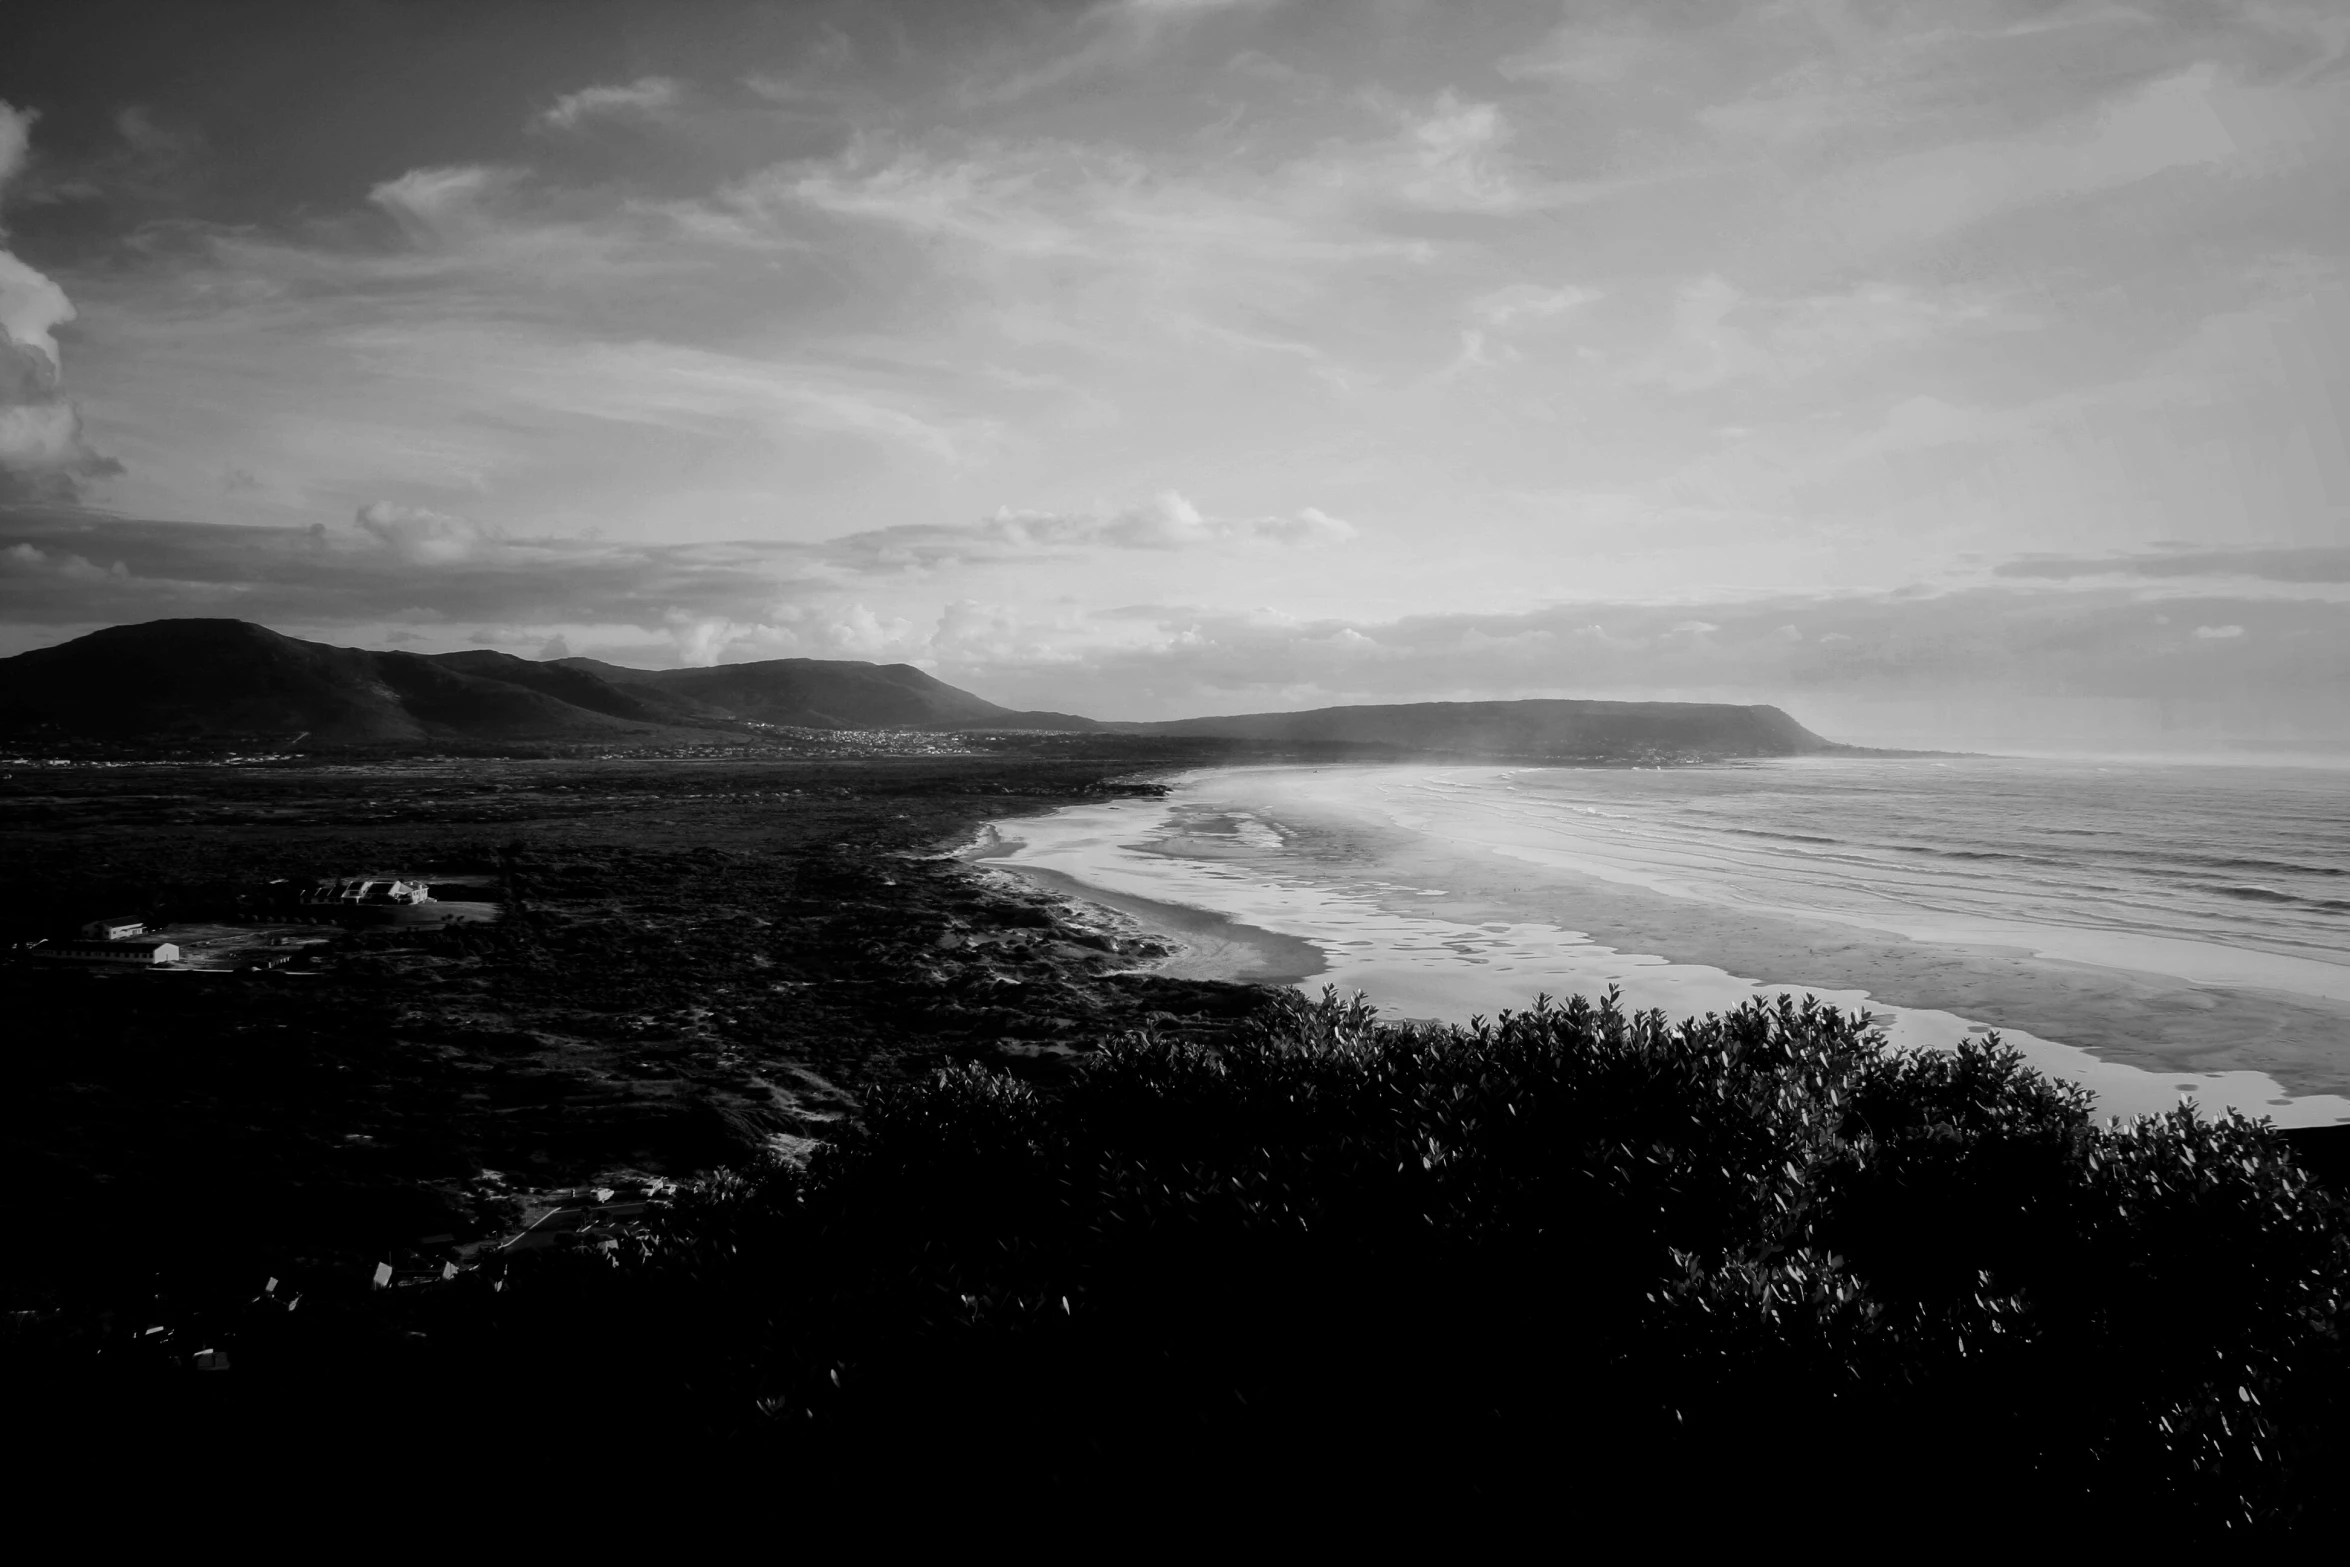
[{"x1": 975, "y1": 756, "x2": 2350, "y2": 1126}]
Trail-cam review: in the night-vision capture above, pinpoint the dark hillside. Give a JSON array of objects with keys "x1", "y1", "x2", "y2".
[
  {"x1": 2, "y1": 619, "x2": 1857, "y2": 756},
  {"x1": 420, "y1": 649, "x2": 691, "y2": 727},
  {"x1": 363, "y1": 652, "x2": 662, "y2": 739},
  {"x1": 560, "y1": 654, "x2": 1097, "y2": 732},
  {"x1": 1123, "y1": 697, "x2": 1837, "y2": 758},
  {"x1": 0, "y1": 620, "x2": 427, "y2": 742},
  {"x1": 0, "y1": 620, "x2": 693, "y2": 744}
]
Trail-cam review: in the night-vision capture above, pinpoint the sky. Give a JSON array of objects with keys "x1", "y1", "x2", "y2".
[{"x1": 1, "y1": 0, "x2": 2346, "y2": 751}]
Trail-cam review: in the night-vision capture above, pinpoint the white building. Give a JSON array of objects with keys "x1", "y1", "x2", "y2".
[
  {"x1": 80, "y1": 916, "x2": 146, "y2": 940},
  {"x1": 44, "y1": 940, "x2": 181, "y2": 966}
]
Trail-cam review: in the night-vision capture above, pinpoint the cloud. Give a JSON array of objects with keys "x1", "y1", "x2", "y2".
[
  {"x1": 305, "y1": 316, "x2": 996, "y2": 468},
  {"x1": 0, "y1": 102, "x2": 121, "y2": 504},
  {"x1": 0, "y1": 103, "x2": 30, "y2": 188},
  {"x1": 1448, "y1": 282, "x2": 1601, "y2": 373},
  {"x1": 0, "y1": 489, "x2": 1351, "y2": 651},
  {"x1": 1789, "y1": 65, "x2": 2261, "y2": 258},
  {"x1": 1638, "y1": 277, "x2": 1999, "y2": 392},
  {"x1": 659, "y1": 601, "x2": 921, "y2": 667},
  {"x1": 964, "y1": 0, "x2": 1280, "y2": 107},
  {"x1": 1385, "y1": 93, "x2": 1524, "y2": 214},
  {"x1": 1498, "y1": 20, "x2": 1651, "y2": 85},
  {"x1": 1120, "y1": 0, "x2": 1275, "y2": 13},
  {"x1": 1995, "y1": 546, "x2": 2350, "y2": 583},
  {"x1": 535, "y1": 77, "x2": 682, "y2": 134},
  {"x1": 1471, "y1": 284, "x2": 1600, "y2": 329},
  {"x1": 6, "y1": 506, "x2": 2346, "y2": 749},
  {"x1": 0, "y1": 506, "x2": 817, "y2": 636},
  {"x1": 353, "y1": 502, "x2": 499, "y2": 565},
  {"x1": 770, "y1": 96, "x2": 1567, "y2": 279},
  {"x1": 367, "y1": 164, "x2": 525, "y2": 246},
  {"x1": 1, "y1": 540, "x2": 126, "y2": 582},
  {"x1": 831, "y1": 491, "x2": 1357, "y2": 570}
]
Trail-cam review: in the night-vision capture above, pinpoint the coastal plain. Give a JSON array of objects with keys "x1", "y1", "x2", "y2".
[{"x1": 0, "y1": 742, "x2": 1270, "y2": 1307}]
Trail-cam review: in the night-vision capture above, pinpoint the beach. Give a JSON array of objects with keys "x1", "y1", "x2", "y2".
[{"x1": 977, "y1": 758, "x2": 2350, "y2": 1126}]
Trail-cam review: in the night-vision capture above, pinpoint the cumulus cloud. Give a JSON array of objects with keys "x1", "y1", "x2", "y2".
[
  {"x1": 0, "y1": 102, "x2": 121, "y2": 504},
  {"x1": 353, "y1": 502, "x2": 499, "y2": 565},
  {"x1": 1, "y1": 540, "x2": 126, "y2": 582},
  {"x1": 930, "y1": 598, "x2": 1078, "y2": 665},
  {"x1": 660, "y1": 602, "x2": 922, "y2": 667}
]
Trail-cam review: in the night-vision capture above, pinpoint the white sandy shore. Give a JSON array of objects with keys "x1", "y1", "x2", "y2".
[{"x1": 976, "y1": 766, "x2": 2350, "y2": 1128}]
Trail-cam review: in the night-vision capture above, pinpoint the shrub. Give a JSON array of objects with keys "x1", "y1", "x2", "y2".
[
  {"x1": 37, "y1": 988, "x2": 2343, "y2": 1531},
  {"x1": 450, "y1": 988, "x2": 2346, "y2": 1532}
]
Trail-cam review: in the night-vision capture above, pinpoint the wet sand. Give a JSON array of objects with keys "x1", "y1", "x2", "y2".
[{"x1": 981, "y1": 862, "x2": 1327, "y2": 985}]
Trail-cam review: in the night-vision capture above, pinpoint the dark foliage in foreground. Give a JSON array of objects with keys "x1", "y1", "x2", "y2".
[
  {"x1": 23, "y1": 989, "x2": 2349, "y2": 1532},
  {"x1": 423, "y1": 989, "x2": 2347, "y2": 1532}
]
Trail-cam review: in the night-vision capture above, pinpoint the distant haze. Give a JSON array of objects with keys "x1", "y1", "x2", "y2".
[{"x1": 1, "y1": 1, "x2": 2346, "y2": 753}]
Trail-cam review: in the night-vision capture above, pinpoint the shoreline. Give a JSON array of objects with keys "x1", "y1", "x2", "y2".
[
  {"x1": 960, "y1": 818, "x2": 1326, "y2": 985},
  {"x1": 973, "y1": 765, "x2": 2350, "y2": 1126},
  {"x1": 979, "y1": 862, "x2": 1328, "y2": 985}
]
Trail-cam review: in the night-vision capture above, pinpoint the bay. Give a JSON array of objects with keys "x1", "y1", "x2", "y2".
[{"x1": 975, "y1": 756, "x2": 2350, "y2": 1126}]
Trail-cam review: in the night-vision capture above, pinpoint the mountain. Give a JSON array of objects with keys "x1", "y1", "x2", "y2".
[
  {"x1": 552, "y1": 656, "x2": 1097, "y2": 732},
  {"x1": 0, "y1": 621, "x2": 680, "y2": 743},
  {"x1": 0, "y1": 620, "x2": 1090, "y2": 745},
  {"x1": 417, "y1": 649, "x2": 699, "y2": 727},
  {"x1": 0, "y1": 620, "x2": 1849, "y2": 758},
  {"x1": 1121, "y1": 698, "x2": 1840, "y2": 758}
]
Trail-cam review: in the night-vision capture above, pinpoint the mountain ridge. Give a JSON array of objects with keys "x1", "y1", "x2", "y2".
[
  {"x1": 0, "y1": 620, "x2": 1863, "y2": 758},
  {"x1": 0, "y1": 620, "x2": 1084, "y2": 744},
  {"x1": 1116, "y1": 697, "x2": 1841, "y2": 757},
  {"x1": 552, "y1": 654, "x2": 1095, "y2": 732}
]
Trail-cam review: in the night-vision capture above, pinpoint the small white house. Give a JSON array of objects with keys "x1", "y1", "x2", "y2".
[
  {"x1": 45, "y1": 940, "x2": 181, "y2": 966},
  {"x1": 80, "y1": 916, "x2": 146, "y2": 940}
]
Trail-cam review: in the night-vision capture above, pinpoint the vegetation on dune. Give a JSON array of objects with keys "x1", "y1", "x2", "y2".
[{"x1": 388, "y1": 988, "x2": 2348, "y2": 1530}]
